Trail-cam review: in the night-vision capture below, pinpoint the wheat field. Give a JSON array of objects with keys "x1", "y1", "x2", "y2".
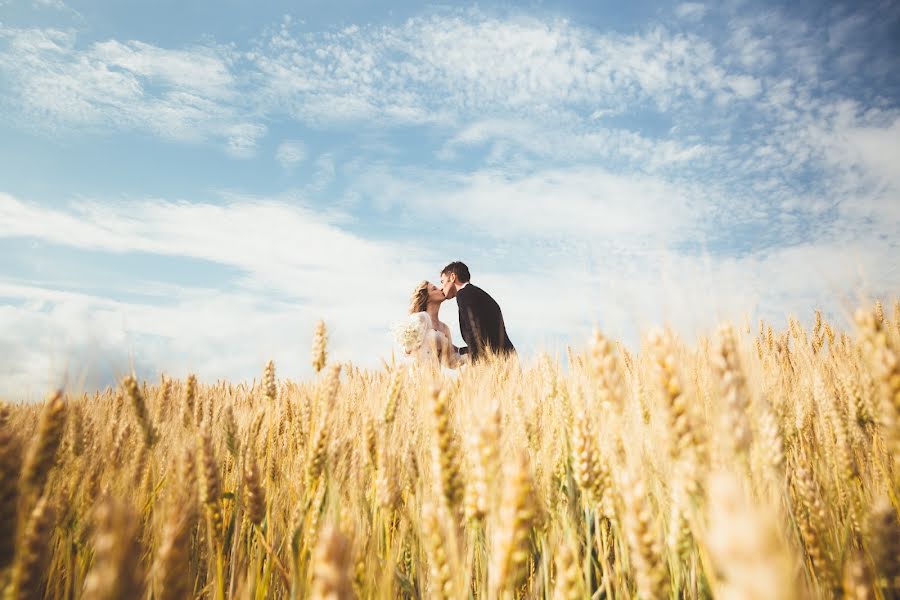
[{"x1": 1, "y1": 302, "x2": 899, "y2": 599}]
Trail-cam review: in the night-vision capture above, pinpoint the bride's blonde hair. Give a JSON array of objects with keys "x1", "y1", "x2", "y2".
[{"x1": 408, "y1": 280, "x2": 430, "y2": 314}]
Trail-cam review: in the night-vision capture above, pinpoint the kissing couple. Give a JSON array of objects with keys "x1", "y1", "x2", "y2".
[{"x1": 397, "y1": 261, "x2": 515, "y2": 369}]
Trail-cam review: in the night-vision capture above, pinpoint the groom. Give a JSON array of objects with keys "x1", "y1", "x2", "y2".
[{"x1": 440, "y1": 261, "x2": 515, "y2": 361}]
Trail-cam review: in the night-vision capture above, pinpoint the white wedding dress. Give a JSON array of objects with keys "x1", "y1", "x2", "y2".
[{"x1": 402, "y1": 312, "x2": 460, "y2": 369}]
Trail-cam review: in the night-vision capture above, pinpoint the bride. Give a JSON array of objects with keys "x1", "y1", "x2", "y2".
[{"x1": 396, "y1": 281, "x2": 461, "y2": 369}]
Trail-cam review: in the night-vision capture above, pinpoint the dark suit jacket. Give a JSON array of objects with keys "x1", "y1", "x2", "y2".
[{"x1": 455, "y1": 283, "x2": 515, "y2": 360}]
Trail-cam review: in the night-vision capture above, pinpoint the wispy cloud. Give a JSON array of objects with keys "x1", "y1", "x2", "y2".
[
  {"x1": 438, "y1": 119, "x2": 709, "y2": 169},
  {"x1": 90, "y1": 39, "x2": 235, "y2": 98},
  {"x1": 0, "y1": 26, "x2": 263, "y2": 155},
  {"x1": 275, "y1": 140, "x2": 307, "y2": 169},
  {"x1": 0, "y1": 11, "x2": 762, "y2": 142},
  {"x1": 32, "y1": 0, "x2": 66, "y2": 8},
  {"x1": 350, "y1": 165, "x2": 711, "y2": 245},
  {"x1": 249, "y1": 14, "x2": 734, "y2": 125},
  {"x1": 1, "y1": 6, "x2": 893, "y2": 172},
  {"x1": 675, "y1": 3, "x2": 708, "y2": 22}
]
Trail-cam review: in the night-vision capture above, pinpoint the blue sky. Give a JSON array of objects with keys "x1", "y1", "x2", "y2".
[{"x1": 1, "y1": 0, "x2": 899, "y2": 399}]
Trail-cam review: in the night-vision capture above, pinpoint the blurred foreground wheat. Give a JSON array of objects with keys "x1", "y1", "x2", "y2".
[{"x1": 2, "y1": 302, "x2": 900, "y2": 599}]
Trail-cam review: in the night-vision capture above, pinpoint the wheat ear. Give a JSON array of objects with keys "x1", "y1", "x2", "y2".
[
  {"x1": 244, "y1": 453, "x2": 266, "y2": 526},
  {"x1": 465, "y1": 403, "x2": 500, "y2": 523},
  {"x1": 124, "y1": 374, "x2": 157, "y2": 446},
  {"x1": 198, "y1": 424, "x2": 224, "y2": 546},
  {"x1": 20, "y1": 390, "x2": 66, "y2": 499},
  {"x1": 383, "y1": 368, "x2": 403, "y2": 426},
  {"x1": 310, "y1": 524, "x2": 355, "y2": 600},
  {"x1": 422, "y1": 502, "x2": 454, "y2": 600},
  {"x1": 82, "y1": 498, "x2": 145, "y2": 600},
  {"x1": 154, "y1": 506, "x2": 194, "y2": 600},
  {"x1": 7, "y1": 494, "x2": 55, "y2": 600},
  {"x1": 622, "y1": 469, "x2": 667, "y2": 600},
  {"x1": 431, "y1": 387, "x2": 464, "y2": 516},
  {"x1": 312, "y1": 320, "x2": 328, "y2": 374}
]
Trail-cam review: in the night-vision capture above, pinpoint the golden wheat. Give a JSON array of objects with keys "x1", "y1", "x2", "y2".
[
  {"x1": 0, "y1": 403, "x2": 20, "y2": 571},
  {"x1": 1, "y1": 300, "x2": 900, "y2": 599},
  {"x1": 6, "y1": 494, "x2": 54, "y2": 600}
]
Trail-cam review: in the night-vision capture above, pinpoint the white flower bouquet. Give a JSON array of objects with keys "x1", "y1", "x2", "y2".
[{"x1": 393, "y1": 314, "x2": 428, "y2": 355}]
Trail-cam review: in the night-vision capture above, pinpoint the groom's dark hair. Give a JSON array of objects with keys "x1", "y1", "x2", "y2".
[{"x1": 441, "y1": 261, "x2": 471, "y2": 283}]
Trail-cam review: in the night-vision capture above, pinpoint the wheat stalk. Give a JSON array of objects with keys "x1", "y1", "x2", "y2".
[
  {"x1": 0, "y1": 402, "x2": 21, "y2": 570},
  {"x1": 490, "y1": 451, "x2": 536, "y2": 599}
]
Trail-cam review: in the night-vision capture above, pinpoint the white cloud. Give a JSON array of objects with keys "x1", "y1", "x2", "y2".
[
  {"x1": 725, "y1": 9, "x2": 838, "y2": 88},
  {"x1": 0, "y1": 192, "x2": 417, "y2": 302},
  {"x1": 0, "y1": 26, "x2": 260, "y2": 154},
  {"x1": 0, "y1": 7, "x2": 885, "y2": 175},
  {"x1": 0, "y1": 192, "x2": 447, "y2": 398},
  {"x1": 224, "y1": 123, "x2": 267, "y2": 158},
  {"x1": 90, "y1": 39, "x2": 235, "y2": 99},
  {"x1": 241, "y1": 13, "x2": 738, "y2": 128},
  {"x1": 352, "y1": 164, "x2": 721, "y2": 245},
  {"x1": 675, "y1": 3, "x2": 708, "y2": 22},
  {"x1": 2, "y1": 178, "x2": 898, "y2": 400},
  {"x1": 0, "y1": 185, "x2": 658, "y2": 398},
  {"x1": 439, "y1": 119, "x2": 709, "y2": 168},
  {"x1": 32, "y1": 0, "x2": 66, "y2": 9},
  {"x1": 727, "y1": 24, "x2": 776, "y2": 71},
  {"x1": 832, "y1": 117, "x2": 900, "y2": 193},
  {"x1": 0, "y1": 282, "x2": 334, "y2": 400},
  {"x1": 726, "y1": 74, "x2": 761, "y2": 98},
  {"x1": 482, "y1": 242, "x2": 885, "y2": 352},
  {"x1": 275, "y1": 140, "x2": 307, "y2": 169}
]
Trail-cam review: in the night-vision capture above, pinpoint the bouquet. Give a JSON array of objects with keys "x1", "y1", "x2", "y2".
[{"x1": 393, "y1": 314, "x2": 428, "y2": 355}]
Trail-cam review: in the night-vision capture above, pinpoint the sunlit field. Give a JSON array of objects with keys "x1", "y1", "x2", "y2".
[{"x1": 2, "y1": 301, "x2": 900, "y2": 599}]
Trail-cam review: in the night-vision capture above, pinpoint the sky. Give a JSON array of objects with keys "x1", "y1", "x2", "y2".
[{"x1": 1, "y1": 0, "x2": 899, "y2": 399}]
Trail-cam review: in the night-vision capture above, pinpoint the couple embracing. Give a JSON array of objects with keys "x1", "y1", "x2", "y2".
[{"x1": 399, "y1": 261, "x2": 515, "y2": 369}]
